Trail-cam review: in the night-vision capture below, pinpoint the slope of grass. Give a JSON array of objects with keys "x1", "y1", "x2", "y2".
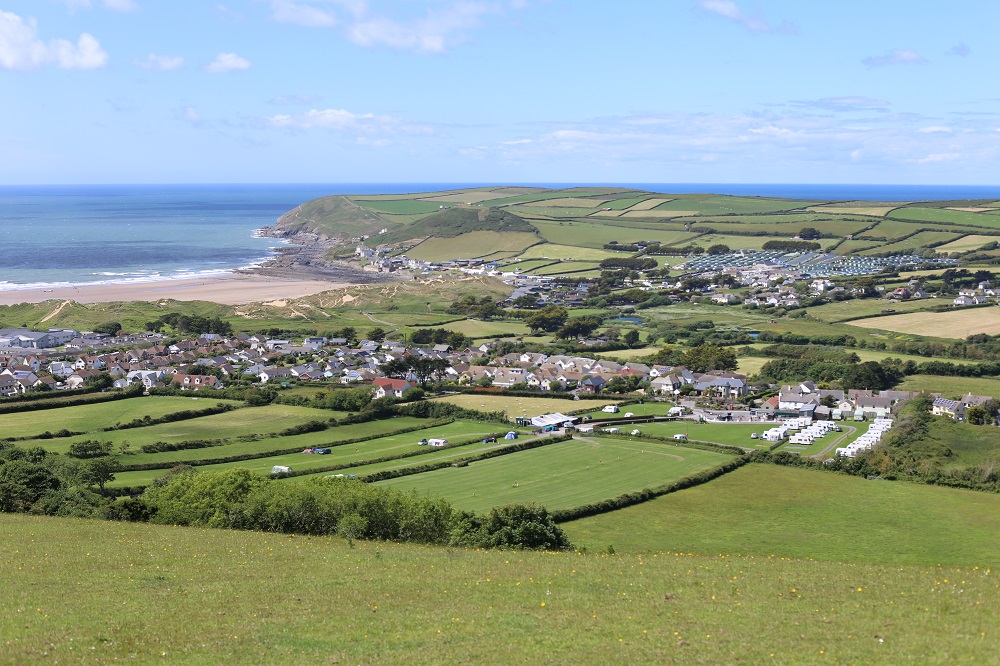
[
  {"x1": 3, "y1": 513, "x2": 996, "y2": 664},
  {"x1": 563, "y1": 463, "x2": 1000, "y2": 566},
  {"x1": 379, "y1": 438, "x2": 729, "y2": 512}
]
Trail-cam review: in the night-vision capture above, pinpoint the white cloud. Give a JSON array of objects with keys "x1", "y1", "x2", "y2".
[
  {"x1": 265, "y1": 107, "x2": 431, "y2": 138},
  {"x1": 182, "y1": 106, "x2": 205, "y2": 127},
  {"x1": 269, "y1": 1, "x2": 525, "y2": 53},
  {"x1": 270, "y1": 0, "x2": 338, "y2": 27},
  {"x1": 206, "y1": 52, "x2": 251, "y2": 73},
  {"x1": 862, "y1": 49, "x2": 926, "y2": 68},
  {"x1": 470, "y1": 109, "x2": 1000, "y2": 179},
  {"x1": 102, "y1": 0, "x2": 137, "y2": 10},
  {"x1": 135, "y1": 52, "x2": 183, "y2": 70},
  {"x1": 697, "y1": 0, "x2": 794, "y2": 34},
  {"x1": 0, "y1": 11, "x2": 108, "y2": 70},
  {"x1": 918, "y1": 126, "x2": 952, "y2": 133},
  {"x1": 790, "y1": 96, "x2": 891, "y2": 112},
  {"x1": 64, "y1": 0, "x2": 137, "y2": 11},
  {"x1": 915, "y1": 153, "x2": 960, "y2": 164}
]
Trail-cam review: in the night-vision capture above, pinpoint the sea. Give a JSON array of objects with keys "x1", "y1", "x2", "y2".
[{"x1": 2, "y1": 182, "x2": 1000, "y2": 290}]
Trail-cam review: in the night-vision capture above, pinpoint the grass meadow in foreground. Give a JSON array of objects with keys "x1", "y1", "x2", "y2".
[
  {"x1": 563, "y1": 464, "x2": 1000, "y2": 567},
  {"x1": 379, "y1": 439, "x2": 729, "y2": 512},
  {"x1": 2, "y1": 513, "x2": 997, "y2": 664}
]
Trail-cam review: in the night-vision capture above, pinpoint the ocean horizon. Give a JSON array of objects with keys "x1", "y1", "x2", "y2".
[{"x1": 3, "y1": 182, "x2": 999, "y2": 290}]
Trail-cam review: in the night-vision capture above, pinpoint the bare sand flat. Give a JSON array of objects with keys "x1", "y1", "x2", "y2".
[{"x1": 0, "y1": 275, "x2": 345, "y2": 306}]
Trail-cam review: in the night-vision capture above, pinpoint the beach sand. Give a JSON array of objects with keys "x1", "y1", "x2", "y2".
[{"x1": 0, "y1": 274, "x2": 346, "y2": 306}]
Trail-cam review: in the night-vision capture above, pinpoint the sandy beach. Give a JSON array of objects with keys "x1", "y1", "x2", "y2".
[{"x1": 0, "y1": 274, "x2": 348, "y2": 306}]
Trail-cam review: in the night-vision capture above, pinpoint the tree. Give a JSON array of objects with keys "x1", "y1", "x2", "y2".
[
  {"x1": 83, "y1": 372, "x2": 114, "y2": 390},
  {"x1": 368, "y1": 327, "x2": 386, "y2": 342},
  {"x1": 799, "y1": 227, "x2": 822, "y2": 240},
  {"x1": 965, "y1": 405, "x2": 988, "y2": 425},
  {"x1": 554, "y1": 316, "x2": 601, "y2": 340},
  {"x1": 623, "y1": 329, "x2": 641, "y2": 348},
  {"x1": 678, "y1": 345, "x2": 737, "y2": 373},
  {"x1": 92, "y1": 321, "x2": 123, "y2": 336},
  {"x1": 512, "y1": 295, "x2": 539, "y2": 309},
  {"x1": 707, "y1": 243, "x2": 730, "y2": 255},
  {"x1": 524, "y1": 306, "x2": 568, "y2": 333},
  {"x1": 82, "y1": 456, "x2": 120, "y2": 494}
]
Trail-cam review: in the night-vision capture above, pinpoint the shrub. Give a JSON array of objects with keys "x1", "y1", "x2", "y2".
[{"x1": 450, "y1": 504, "x2": 572, "y2": 551}]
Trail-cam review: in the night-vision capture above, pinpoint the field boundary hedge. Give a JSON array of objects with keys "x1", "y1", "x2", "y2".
[
  {"x1": 0, "y1": 388, "x2": 138, "y2": 416},
  {"x1": 270, "y1": 429, "x2": 524, "y2": 479},
  {"x1": 550, "y1": 454, "x2": 750, "y2": 522},
  {"x1": 120, "y1": 418, "x2": 455, "y2": 471},
  {"x1": 361, "y1": 434, "x2": 573, "y2": 482},
  {"x1": 103, "y1": 403, "x2": 238, "y2": 432}
]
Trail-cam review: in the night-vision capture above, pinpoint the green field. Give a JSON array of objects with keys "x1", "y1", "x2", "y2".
[
  {"x1": 919, "y1": 417, "x2": 1000, "y2": 467},
  {"x1": 109, "y1": 419, "x2": 518, "y2": 487},
  {"x1": 380, "y1": 438, "x2": 730, "y2": 511},
  {"x1": 0, "y1": 396, "x2": 237, "y2": 439},
  {"x1": 532, "y1": 261, "x2": 601, "y2": 276},
  {"x1": 848, "y1": 307, "x2": 1000, "y2": 338},
  {"x1": 516, "y1": 243, "x2": 621, "y2": 260},
  {"x1": 632, "y1": 423, "x2": 771, "y2": 449},
  {"x1": 892, "y1": 374, "x2": 1000, "y2": 399},
  {"x1": 652, "y1": 195, "x2": 815, "y2": 215},
  {"x1": 890, "y1": 206, "x2": 1000, "y2": 228},
  {"x1": 405, "y1": 231, "x2": 539, "y2": 261},
  {"x1": 805, "y1": 297, "x2": 940, "y2": 322},
  {"x1": 432, "y1": 318, "x2": 529, "y2": 338},
  {"x1": 936, "y1": 234, "x2": 1000, "y2": 252},
  {"x1": 5, "y1": 513, "x2": 997, "y2": 665},
  {"x1": 563, "y1": 463, "x2": 1000, "y2": 566},
  {"x1": 28, "y1": 404, "x2": 343, "y2": 455},
  {"x1": 857, "y1": 230, "x2": 961, "y2": 255},
  {"x1": 528, "y1": 219, "x2": 696, "y2": 248}
]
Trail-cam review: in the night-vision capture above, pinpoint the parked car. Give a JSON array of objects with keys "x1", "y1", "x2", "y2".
[
  {"x1": 313, "y1": 447, "x2": 331, "y2": 454},
  {"x1": 418, "y1": 438, "x2": 428, "y2": 446},
  {"x1": 750, "y1": 433, "x2": 759, "y2": 439}
]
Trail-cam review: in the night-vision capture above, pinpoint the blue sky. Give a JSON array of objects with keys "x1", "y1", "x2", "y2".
[{"x1": 1, "y1": 0, "x2": 998, "y2": 184}]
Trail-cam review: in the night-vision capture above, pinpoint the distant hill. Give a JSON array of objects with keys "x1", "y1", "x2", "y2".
[{"x1": 270, "y1": 186, "x2": 1000, "y2": 264}]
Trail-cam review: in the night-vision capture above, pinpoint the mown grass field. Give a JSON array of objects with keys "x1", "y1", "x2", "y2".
[
  {"x1": 27, "y1": 403, "x2": 342, "y2": 455},
  {"x1": 528, "y1": 219, "x2": 696, "y2": 248},
  {"x1": 379, "y1": 438, "x2": 730, "y2": 511},
  {"x1": 848, "y1": 307, "x2": 1000, "y2": 338},
  {"x1": 0, "y1": 396, "x2": 237, "y2": 439},
  {"x1": 936, "y1": 234, "x2": 1000, "y2": 252},
  {"x1": 857, "y1": 231, "x2": 962, "y2": 255},
  {"x1": 405, "y1": 231, "x2": 539, "y2": 261},
  {"x1": 892, "y1": 374, "x2": 1000, "y2": 399},
  {"x1": 563, "y1": 463, "x2": 1000, "y2": 566},
  {"x1": 516, "y1": 243, "x2": 621, "y2": 260},
  {"x1": 5, "y1": 513, "x2": 997, "y2": 665},
  {"x1": 890, "y1": 205, "x2": 1000, "y2": 228},
  {"x1": 632, "y1": 422, "x2": 771, "y2": 449}
]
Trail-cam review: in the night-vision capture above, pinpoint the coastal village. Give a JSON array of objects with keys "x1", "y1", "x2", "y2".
[{"x1": 1, "y1": 323, "x2": 994, "y2": 437}]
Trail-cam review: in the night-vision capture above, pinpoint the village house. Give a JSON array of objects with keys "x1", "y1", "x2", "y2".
[{"x1": 371, "y1": 377, "x2": 415, "y2": 399}]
